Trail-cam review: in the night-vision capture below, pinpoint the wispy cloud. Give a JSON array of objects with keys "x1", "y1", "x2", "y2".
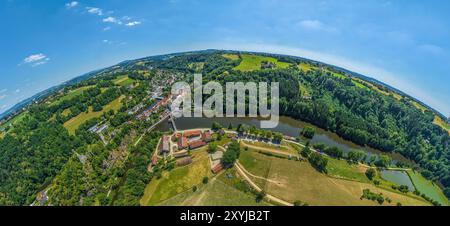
[
  {"x1": 125, "y1": 21, "x2": 141, "y2": 27},
  {"x1": 86, "y1": 7, "x2": 103, "y2": 16},
  {"x1": 103, "y1": 16, "x2": 122, "y2": 24},
  {"x1": 297, "y1": 19, "x2": 338, "y2": 33},
  {"x1": 0, "y1": 95, "x2": 6, "y2": 100},
  {"x1": 0, "y1": 89, "x2": 7, "y2": 94},
  {"x1": 418, "y1": 44, "x2": 443, "y2": 55},
  {"x1": 20, "y1": 53, "x2": 50, "y2": 67},
  {"x1": 65, "y1": 1, "x2": 78, "y2": 9}
]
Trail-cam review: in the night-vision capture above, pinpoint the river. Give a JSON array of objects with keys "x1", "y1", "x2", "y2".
[{"x1": 155, "y1": 116, "x2": 411, "y2": 163}]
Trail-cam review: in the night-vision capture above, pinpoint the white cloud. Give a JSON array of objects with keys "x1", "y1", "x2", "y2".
[
  {"x1": 102, "y1": 39, "x2": 113, "y2": 44},
  {"x1": 21, "y1": 53, "x2": 50, "y2": 67},
  {"x1": 15, "y1": 89, "x2": 21, "y2": 93},
  {"x1": 0, "y1": 95, "x2": 6, "y2": 100},
  {"x1": 103, "y1": 16, "x2": 122, "y2": 24},
  {"x1": 297, "y1": 19, "x2": 337, "y2": 33},
  {"x1": 65, "y1": 1, "x2": 78, "y2": 9},
  {"x1": 1, "y1": 105, "x2": 7, "y2": 110},
  {"x1": 24, "y1": 53, "x2": 46, "y2": 63},
  {"x1": 103, "y1": 26, "x2": 111, "y2": 31},
  {"x1": 86, "y1": 7, "x2": 103, "y2": 16},
  {"x1": 125, "y1": 21, "x2": 141, "y2": 27}
]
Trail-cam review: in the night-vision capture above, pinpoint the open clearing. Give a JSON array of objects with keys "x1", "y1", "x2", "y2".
[
  {"x1": 433, "y1": 116, "x2": 450, "y2": 134},
  {"x1": 239, "y1": 149, "x2": 429, "y2": 206},
  {"x1": 159, "y1": 177, "x2": 269, "y2": 206},
  {"x1": 140, "y1": 151, "x2": 212, "y2": 206},
  {"x1": 51, "y1": 85, "x2": 94, "y2": 106},
  {"x1": 407, "y1": 170, "x2": 449, "y2": 205},
  {"x1": 234, "y1": 54, "x2": 290, "y2": 72},
  {"x1": 113, "y1": 75, "x2": 135, "y2": 86},
  {"x1": 63, "y1": 95, "x2": 124, "y2": 135},
  {"x1": 222, "y1": 54, "x2": 240, "y2": 61}
]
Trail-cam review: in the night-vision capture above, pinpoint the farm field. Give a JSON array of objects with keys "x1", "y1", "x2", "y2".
[
  {"x1": 51, "y1": 85, "x2": 94, "y2": 106},
  {"x1": 407, "y1": 170, "x2": 449, "y2": 205},
  {"x1": 159, "y1": 178, "x2": 269, "y2": 206},
  {"x1": 113, "y1": 75, "x2": 135, "y2": 86},
  {"x1": 63, "y1": 95, "x2": 124, "y2": 134},
  {"x1": 326, "y1": 157, "x2": 370, "y2": 183},
  {"x1": 234, "y1": 54, "x2": 290, "y2": 72},
  {"x1": 433, "y1": 116, "x2": 450, "y2": 134},
  {"x1": 140, "y1": 151, "x2": 212, "y2": 206},
  {"x1": 239, "y1": 149, "x2": 429, "y2": 206},
  {"x1": 222, "y1": 53, "x2": 240, "y2": 61}
]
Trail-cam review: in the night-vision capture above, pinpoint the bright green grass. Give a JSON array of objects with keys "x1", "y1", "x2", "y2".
[
  {"x1": 407, "y1": 170, "x2": 449, "y2": 205},
  {"x1": 113, "y1": 75, "x2": 135, "y2": 86},
  {"x1": 234, "y1": 54, "x2": 290, "y2": 72},
  {"x1": 141, "y1": 152, "x2": 212, "y2": 206},
  {"x1": 0, "y1": 111, "x2": 28, "y2": 131},
  {"x1": 63, "y1": 96, "x2": 124, "y2": 135},
  {"x1": 222, "y1": 54, "x2": 240, "y2": 60},
  {"x1": 51, "y1": 86, "x2": 94, "y2": 106},
  {"x1": 326, "y1": 157, "x2": 370, "y2": 183},
  {"x1": 159, "y1": 179, "x2": 270, "y2": 206},
  {"x1": 298, "y1": 63, "x2": 316, "y2": 72}
]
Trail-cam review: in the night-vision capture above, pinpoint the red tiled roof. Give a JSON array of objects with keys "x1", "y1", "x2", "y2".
[
  {"x1": 178, "y1": 136, "x2": 189, "y2": 149},
  {"x1": 189, "y1": 140, "x2": 206, "y2": 149},
  {"x1": 211, "y1": 163, "x2": 223, "y2": 174},
  {"x1": 184, "y1": 130, "x2": 202, "y2": 137}
]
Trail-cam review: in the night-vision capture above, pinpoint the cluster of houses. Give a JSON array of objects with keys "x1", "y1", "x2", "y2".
[
  {"x1": 136, "y1": 95, "x2": 172, "y2": 121},
  {"x1": 153, "y1": 129, "x2": 225, "y2": 173},
  {"x1": 175, "y1": 130, "x2": 212, "y2": 151}
]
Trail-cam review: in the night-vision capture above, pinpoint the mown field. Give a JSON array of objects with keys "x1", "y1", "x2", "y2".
[
  {"x1": 433, "y1": 116, "x2": 450, "y2": 134},
  {"x1": 234, "y1": 54, "x2": 290, "y2": 72},
  {"x1": 63, "y1": 95, "x2": 124, "y2": 134},
  {"x1": 407, "y1": 170, "x2": 449, "y2": 205},
  {"x1": 50, "y1": 85, "x2": 94, "y2": 106},
  {"x1": 140, "y1": 151, "x2": 212, "y2": 206},
  {"x1": 239, "y1": 148, "x2": 430, "y2": 206},
  {"x1": 159, "y1": 177, "x2": 269, "y2": 206},
  {"x1": 113, "y1": 75, "x2": 136, "y2": 87}
]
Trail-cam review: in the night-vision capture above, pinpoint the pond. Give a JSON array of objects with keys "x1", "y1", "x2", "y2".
[
  {"x1": 155, "y1": 116, "x2": 412, "y2": 163},
  {"x1": 380, "y1": 170, "x2": 415, "y2": 191}
]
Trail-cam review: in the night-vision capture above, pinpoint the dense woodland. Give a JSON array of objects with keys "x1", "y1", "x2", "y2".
[{"x1": 0, "y1": 50, "x2": 448, "y2": 205}]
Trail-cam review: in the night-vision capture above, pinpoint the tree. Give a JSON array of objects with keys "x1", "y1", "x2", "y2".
[
  {"x1": 300, "y1": 145, "x2": 311, "y2": 158},
  {"x1": 365, "y1": 168, "x2": 376, "y2": 180},
  {"x1": 202, "y1": 176, "x2": 209, "y2": 184},
  {"x1": 376, "y1": 155, "x2": 392, "y2": 168},
  {"x1": 221, "y1": 141, "x2": 241, "y2": 167},
  {"x1": 208, "y1": 142, "x2": 217, "y2": 153},
  {"x1": 301, "y1": 126, "x2": 315, "y2": 139},
  {"x1": 308, "y1": 152, "x2": 328, "y2": 173},
  {"x1": 211, "y1": 122, "x2": 222, "y2": 131},
  {"x1": 255, "y1": 190, "x2": 266, "y2": 203}
]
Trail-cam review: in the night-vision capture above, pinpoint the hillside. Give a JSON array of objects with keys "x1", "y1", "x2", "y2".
[{"x1": 0, "y1": 50, "x2": 448, "y2": 206}]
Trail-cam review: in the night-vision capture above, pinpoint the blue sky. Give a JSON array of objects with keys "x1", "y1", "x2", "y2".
[{"x1": 0, "y1": 0, "x2": 449, "y2": 116}]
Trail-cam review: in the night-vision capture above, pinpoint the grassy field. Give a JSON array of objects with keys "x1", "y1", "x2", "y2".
[
  {"x1": 326, "y1": 157, "x2": 370, "y2": 183},
  {"x1": 140, "y1": 151, "x2": 212, "y2": 206},
  {"x1": 298, "y1": 63, "x2": 315, "y2": 72},
  {"x1": 407, "y1": 170, "x2": 449, "y2": 205},
  {"x1": 113, "y1": 75, "x2": 135, "y2": 86},
  {"x1": 222, "y1": 54, "x2": 240, "y2": 61},
  {"x1": 0, "y1": 111, "x2": 28, "y2": 138},
  {"x1": 234, "y1": 54, "x2": 290, "y2": 72},
  {"x1": 239, "y1": 149, "x2": 429, "y2": 206},
  {"x1": 63, "y1": 95, "x2": 124, "y2": 135},
  {"x1": 159, "y1": 178, "x2": 270, "y2": 206},
  {"x1": 433, "y1": 116, "x2": 450, "y2": 134},
  {"x1": 51, "y1": 86, "x2": 94, "y2": 106}
]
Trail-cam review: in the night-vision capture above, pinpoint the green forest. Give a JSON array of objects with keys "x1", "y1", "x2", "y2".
[{"x1": 0, "y1": 50, "x2": 448, "y2": 205}]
